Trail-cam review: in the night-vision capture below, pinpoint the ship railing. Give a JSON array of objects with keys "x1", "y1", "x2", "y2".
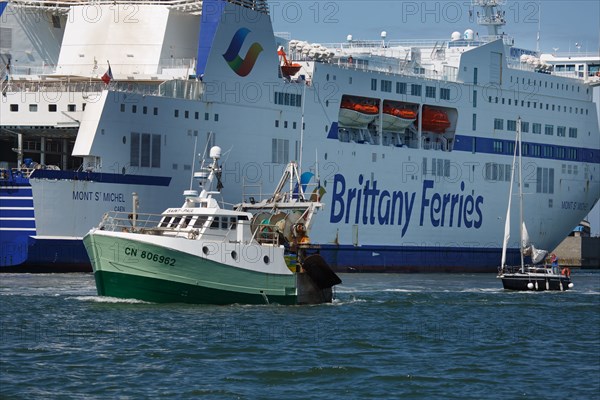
[
  {"x1": 158, "y1": 80, "x2": 204, "y2": 100},
  {"x1": 1, "y1": 80, "x2": 163, "y2": 97},
  {"x1": 250, "y1": 224, "x2": 280, "y2": 246},
  {"x1": 0, "y1": 168, "x2": 36, "y2": 181},
  {"x1": 98, "y1": 211, "x2": 165, "y2": 233},
  {"x1": 5, "y1": 58, "x2": 194, "y2": 80},
  {"x1": 333, "y1": 59, "x2": 458, "y2": 82},
  {"x1": 9, "y1": 0, "x2": 204, "y2": 13}
]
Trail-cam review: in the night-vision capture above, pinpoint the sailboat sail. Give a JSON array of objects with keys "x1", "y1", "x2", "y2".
[{"x1": 500, "y1": 125, "x2": 519, "y2": 268}]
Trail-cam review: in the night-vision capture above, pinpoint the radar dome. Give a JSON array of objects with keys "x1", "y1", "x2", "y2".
[
  {"x1": 209, "y1": 146, "x2": 222, "y2": 159},
  {"x1": 347, "y1": 34, "x2": 353, "y2": 42},
  {"x1": 381, "y1": 31, "x2": 387, "y2": 39},
  {"x1": 451, "y1": 31, "x2": 461, "y2": 41},
  {"x1": 464, "y1": 29, "x2": 474, "y2": 40}
]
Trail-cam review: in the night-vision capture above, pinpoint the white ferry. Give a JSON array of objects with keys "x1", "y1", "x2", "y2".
[{"x1": 1, "y1": 0, "x2": 599, "y2": 272}]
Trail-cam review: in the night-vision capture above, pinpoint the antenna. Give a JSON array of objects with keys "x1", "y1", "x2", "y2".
[
  {"x1": 189, "y1": 135, "x2": 198, "y2": 190},
  {"x1": 536, "y1": 1, "x2": 541, "y2": 52},
  {"x1": 299, "y1": 82, "x2": 307, "y2": 174}
]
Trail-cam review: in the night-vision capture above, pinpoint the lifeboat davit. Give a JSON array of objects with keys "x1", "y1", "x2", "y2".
[
  {"x1": 381, "y1": 105, "x2": 417, "y2": 131},
  {"x1": 421, "y1": 106, "x2": 451, "y2": 133},
  {"x1": 278, "y1": 47, "x2": 302, "y2": 76},
  {"x1": 338, "y1": 97, "x2": 379, "y2": 128}
]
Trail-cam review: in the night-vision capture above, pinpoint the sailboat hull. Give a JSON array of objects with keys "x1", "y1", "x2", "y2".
[{"x1": 500, "y1": 273, "x2": 572, "y2": 291}]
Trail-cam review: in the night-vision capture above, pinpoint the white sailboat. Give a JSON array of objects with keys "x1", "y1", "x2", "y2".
[{"x1": 498, "y1": 118, "x2": 573, "y2": 291}]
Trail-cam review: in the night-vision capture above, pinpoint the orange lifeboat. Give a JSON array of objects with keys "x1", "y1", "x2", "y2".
[
  {"x1": 278, "y1": 47, "x2": 302, "y2": 76},
  {"x1": 383, "y1": 105, "x2": 417, "y2": 119},
  {"x1": 341, "y1": 98, "x2": 378, "y2": 114},
  {"x1": 421, "y1": 106, "x2": 451, "y2": 133},
  {"x1": 338, "y1": 97, "x2": 379, "y2": 127},
  {"x1": 380, "y1": 104, "x2": 417, "y2": 131}
]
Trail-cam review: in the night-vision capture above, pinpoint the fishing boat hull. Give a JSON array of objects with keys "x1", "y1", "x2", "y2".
[
  {"x1": 499, "y1": 272, "x2": 572, "y2": 291},
  {"x1": 83, "y1": 230, "x2": 334, "y2": 305}
]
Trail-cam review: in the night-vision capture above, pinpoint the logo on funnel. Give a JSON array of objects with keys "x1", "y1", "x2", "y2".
[{"x1": 223, "y1": 28, "x2": 263, "y2": 77}]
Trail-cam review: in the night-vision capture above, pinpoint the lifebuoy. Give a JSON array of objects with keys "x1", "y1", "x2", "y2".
[{"x1": 561, "y1": 267, "x2": 571, "y2": 278}]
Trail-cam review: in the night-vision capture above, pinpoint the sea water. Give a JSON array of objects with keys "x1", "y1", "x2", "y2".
[{"x1": 1, "y1": 272, "x2": 598, "y2": 399}]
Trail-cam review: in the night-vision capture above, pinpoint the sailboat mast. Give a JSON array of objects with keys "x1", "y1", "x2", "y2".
[{"x1": 517, "y1": 117, "x2": 525, "y2": 269}]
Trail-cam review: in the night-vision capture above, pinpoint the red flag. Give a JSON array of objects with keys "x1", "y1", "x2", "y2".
[{"x1": 101, "y1": 64, "x2": 113, "y2": 85}]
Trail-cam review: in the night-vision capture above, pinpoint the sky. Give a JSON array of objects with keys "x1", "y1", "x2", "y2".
[
  {"x1": 272, "y1": 0, "x2": 600, "y2": 235},
  {"x1": 270, "y1": 1, "x2": 600, "y2": 55}
]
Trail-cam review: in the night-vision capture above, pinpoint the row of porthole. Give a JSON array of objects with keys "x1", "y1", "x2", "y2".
[{"x1": 202, "y1": 246, "x2": 270, "y2": 264}]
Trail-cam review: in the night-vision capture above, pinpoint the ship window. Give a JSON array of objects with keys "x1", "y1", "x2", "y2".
[
  {"x1": 272, "y1": 138, "x2": 289, "y2": 164},
  {"x1": 472, "y1": 90, "x2": 477, "y2": 107},
  {"x1": 211, "y1": 217, "x2": 220, "y2": 228},
  {"x1": 349, "y1": 77, "x2": 352, "y2": 84},
  {"x1": 132, "y1": 105, "x2": 137, "y2": 113},
  {"x1": 141, "y1": 133, "x2": 151, "y2": 167},
  {"x1": 440, "y1": 88, "x2": 450, "y2": 100},
  {"x1": 425, "y1": 86, "x2": 436, "y2": 98},
  {"x1": 29, "y1": 104, "x2": 37, "y2": 112},
  {"x1": 143, "y1": 106, "x2": 147, "y2": 114},
  {"x1": 221, "y1": 218, "x2": 228, "y2": 229},
  {"x1": 68, "y1": 104, "x2": 75, "y2": 112},
  {"x1": 230, "y1": 217, "x2": 236, "y2": 230},
  {"x1": 284, "y1": 121, "x2": 288, "y2": 129},
  {"x1": 83, "y1": 103, "x2": 86, "y2": 111},
  {"x1": 205, "y1": 113, "x2": 209, "y2": 120},
  {"x1": 472, "y1": 114, "x2": 476, "y2": 131},
  {"x1": 275, "y1": 120, "x2": 279, "y2": 127},
  {"x1": 130, "y1": 132, "x2": 140, "y2": 166},
  {"x1": 532, "y1": 123, "x2": 541, "y2": 134},
  {"x1": 371, "y1": 78, "x2": 377, "y2": 91},
  {"x1": 194, "y1": 216, "x2": 208, "y2": 228},
  {"x1": 411, "y1": 84, "x2": 421, "y2": 96},
  {"x1": 493, "y1": 118, "x2": 503, "y2": 130},
  {"x1": 49, "y1": 104, "x2": 57, "y2": 112},
  {"x1": 493, "y1": 141, "x2": 503, "y2": 153},
  {"x1": 568, "y1": 128, "x2": 577, "y2": 138},
  {"x1": 508, "y1": 99, "x2": 511, "y2": 105},
  {"x1": 381, "y1": 80, "x2": 392, "y2": 92},
  {"x1": 214, "y1": 114, "x2": 219, "y2": 121},
  {"x1": 159, "y1": 218, "x2": 169, "y2": 228},
  {"x1": 507, "y1": 120, "x2": 516, "y2": 131},
  {"x1": 195, "y1": 112, "x2": 199, "y2": 119},
  {"x1": 396, "y1": 82, "x2": 407, "y2": 94},
  {"x1": 51, "y1": 15, "x2": 61, "y2": 29},
  {"x1": 174, "y1": 109, "x2": 179, "y2": 118},
  {"x1": 546, "y1": 104, "x2": 549, "y2": 110},
  {"x1": 181, "y1": 216, "x2": 192, "y2": 228},
  {"x1": 521, "y1": 122, "x2": 529, "y2": 133},
  {"x1": 293, "y1": 122, "x2": 297, "y2": 129},
  {"x1": 154, "y1": 107, "x2": 158, "y2": 115},
  {"x1": 184, "y1": 110, "x2": 189, "y2": 119},
  {"x1": 171, "y1": 217, "x2": 181, "y2": 227},
  {"x1": 151, "y1": 134, "x2": 161, "y2": 168},
  {"x1": 545, "y1": 125, "x2": 554, "y2": 136}
]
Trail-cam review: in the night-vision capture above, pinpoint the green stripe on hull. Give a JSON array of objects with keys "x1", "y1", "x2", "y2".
[
  {"x1": 84, "y1": 233, "x2": 298, "y2": 305},
  {"x1": 94, "y1": 270, "x2": 297, "y2": 305}
]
